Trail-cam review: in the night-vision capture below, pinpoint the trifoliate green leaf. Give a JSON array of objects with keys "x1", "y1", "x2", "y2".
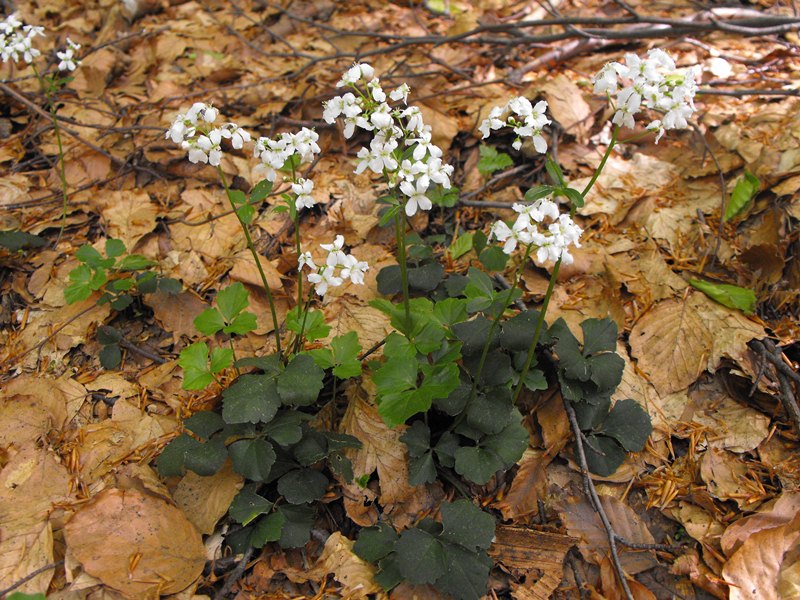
[
  {"x1": 99, "y1": 344, "x2": 121, "y2": 370},
  {"x1": 440, "y1": 499, "x2": 495, "y2": 551},
  {"x1": 263, "y1": 411, "x2": 304, "y2": 446},
  {"x1": 433, "y1": 382, "x2": 470, "y2": 416},
  {"x1": 580, "y1": 317, "x2": 618, "y2": 355},
  {"x1": 216, "y1": 282, "x2": 250, "y2": 322},
  {"x1": 689, "y1": 279, "x2": 756, "y2": 315},
  {"x1": 156, "y1": 433, "x2": 195, "y2": 477},
  {"x1": 499, "y1": 310, "x2": 542, "y2": 352},
  {"x1": 600, "y1": 399, "x2": 652, "y2": 452},
  {"x1": 408, "y1": 451, "x2": 437, "y2": 486},
  {"x1": 0, "y1": 230, "x2": 46, "y2": 251},
  {"x1": 354, "y1": 523, "x2": 399, "y2": 563},
  {"x1": 478, "y1": 245, "x2": 509, "y2": 272},
  {"x1": 452, "y1": 316, "x2": 495, "y2": 356},
  {"x1": 724, "y1": 171, "x2": 759, "y2": 222},
  {"x1": 222, "y1": 374, "x2": 281, "y2": 424},
  {"x1": 76, "y1": 244, "x2": 110, "y2": 268},
  {"x1": 433, "y1": 297, "x2": 468, "y2": 327},
  {"x1": 223, "y1": 311, "x2": 257, "y2": 335},
  {"x1": 194, "y1": 308, "x2": 225, "y2": 335},
  {"x1": 477, "y1": 144, "x2": 513, "y2": 176},
  {"x1": 394, "y1": 528, "x2": 446, "y2": 585},
  {"x1": 277, "y1": 354, "x2": 324, "y2": 406},
  {"x1": 228, "y1": 438, "x2": 276, "y2": 481},
  {"x1": 466, "y1": 392, "x2": 513, "y2": 435},
  {"x1": 433, "y1": 432, "x2": 459, "y2": 468},
  {"x1": 407, "y1": 262, "x2": 445, "y2": 292},
  {"x1": 586, "y1": 351, "x2": 625, "y2": 392},
  {"x1": 285, "y1": 307, "x2": 330, "y2": 342},
  {"x1": 292, "y1": 429, "x2": 328, "y2": 466},
  {"x1": 178, "y1": 342, "x2": 212, "y2": 390},
  {"x1": 277, "y1": 468, "x2": 328, "y2": 504},
  {"x1": 158, "y1": 277, "x2": 182, "y2": 294},
  {"x1": 482, "y1": 417, "x2": 529, "y2": 465},
  {"x1": 330, "y1": 331, "x2": 362, "y2": 378},
  {"x1": 572, "y1": 396, "x2": 611, "y2": 430}
]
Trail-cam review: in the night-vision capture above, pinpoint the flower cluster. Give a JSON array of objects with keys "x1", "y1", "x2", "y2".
[
  {"x1": 490, "y1": 198, "x2": 583, "y2": 264},
  {"x1": 166, "y1": 102, "x2": 251, "y2": 167},
  {"x1": 479, "y1": 97, "x2": 551, "y2": 153},
  {"x1": 56, "y1": 38, "x2": 81, "y2": 72},
  {"x1": 300, "y1": 235, "x2": 369, "y2": 296},
  {"x1": 253, "y1": 128, "x2": 321, "y2": 183},
  {"x1": 324, "y1": 62, "x2": 453, "y2": 217},
  {"x1": 592, "y1": 48, "x2": 697, "y2": 143},
  {"x1": 0, "y1": 14, "x2": 44, "y2": 65}
]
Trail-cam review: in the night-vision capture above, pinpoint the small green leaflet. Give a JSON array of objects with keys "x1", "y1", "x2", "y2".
[
  {"x1": 448, "y1": 232, "x2": 474, "y2": 260},
  {"x1": 724, "y1": 171, "x2": 759, "y2": 222},
  {"x1": 477, "y1": 145, "x2": 513, "y2": 176},
  {"x1": 689, "y1": 279, "x2": 756, "y2": 315}
]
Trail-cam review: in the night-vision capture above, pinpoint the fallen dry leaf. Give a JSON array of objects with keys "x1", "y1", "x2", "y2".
[
  {"x1": 630, "y1": 292, "x2": 764, "y2": 396},
  {"x1": 64, "y1": 487, "x2": 206, "y2": 597},
  {"x1": 721, "y1": 491, "x2": 800, "y2": 557},
  {"x1": 173, "y1": 460, "x2": 244, "y2": 535},
  {"x1": 312, "y1": 532, "x2": 385, "y2": 599},
  {"x1": 722, "y1": 512, "x2": 800, "y2": 600}
]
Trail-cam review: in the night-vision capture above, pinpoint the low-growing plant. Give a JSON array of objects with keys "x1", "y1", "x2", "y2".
[{"x1": 155, "y1": 47, "x2": 695, "y2": 599}]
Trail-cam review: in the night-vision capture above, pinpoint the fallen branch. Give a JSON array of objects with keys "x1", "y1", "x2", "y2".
[{"x1": 749, "y1": 338, "x2": 800, "y2": 434}]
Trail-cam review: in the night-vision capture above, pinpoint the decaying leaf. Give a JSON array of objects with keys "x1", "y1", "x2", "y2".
[
  {"x1": 313, "y1": 532, "x2": 385, "y2": 599},
  {"x1": 173, "y1": 460, "x2": 244, "y2": 535},
  {"x1": 64, "y1": 487, "x2": 206, "y2": 597}
]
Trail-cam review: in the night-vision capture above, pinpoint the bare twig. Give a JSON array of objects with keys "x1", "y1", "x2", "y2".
[
  {"x1": 0, "y1": 560, "x2": 63, "y2": 598},
  {"x1": 213, "y1": 547, "x2": 254, "y2": 600},
  {"x1": 749, "y1": 339, "x2": 800, "y2": 433}
]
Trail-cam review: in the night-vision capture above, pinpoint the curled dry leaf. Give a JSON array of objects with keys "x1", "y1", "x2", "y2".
[
  {"x1": 630, "y1": 293, "x2": 764, "y2": 396},
  {"x1": 64, "y1": 487, "x2": 206, "y2": 597},
  {"x1": 700, "y1": 448, "x2": 760, "y2": 509},
  {"x1": 722, "y1": 512, "x2": 800, "y2": 600},
  {"x1": 0, "y1": 444, "x2": 71, "y2": 595},
  {"x1": 312, "y1": 532, "x2": 385, "y2": 599},
  {"x1": 494, "y1": 449, "x2": 549, "y2": 521},
  {"x1": 721, "y1": 491, "x2": 800, "y2": 557}
]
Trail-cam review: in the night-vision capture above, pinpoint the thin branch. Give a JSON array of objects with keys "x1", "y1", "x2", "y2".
[{"x1": 0, "y1": 560, "x2": 63, "y2": 598}]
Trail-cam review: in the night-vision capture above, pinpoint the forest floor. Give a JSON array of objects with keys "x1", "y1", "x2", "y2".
[{"x1": 1, "y1": 0, "x2": 800, "y2": 599}]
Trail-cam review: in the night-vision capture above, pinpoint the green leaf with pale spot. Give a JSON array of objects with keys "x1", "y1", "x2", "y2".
[
  {"x1": 229, "y1": 484, "x2": 274, "y2": 525},
  {"x1": 689, "y1": 279, "x2": 756, "y2": 315},
  {"x1": 724, "y1": 171, "x2": 759, "y2": 221}
]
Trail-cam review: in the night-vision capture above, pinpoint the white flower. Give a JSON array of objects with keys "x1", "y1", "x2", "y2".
[
  {"x1": 0, "y1": 17, "x2": 44, "y2": 65},
  {"x1": 56, "y1": 38, "x2": 80, "y2": 71},
  {"x1": 390, "y1": 83, "x2": 410, "y2": 103},
  {"x1": 409, "y1": 127, "x2": 442, "y2": 161},
  {"x1": 399, "y1": 178, "x2": 432, "y2": 217},
  {"x1": 292, "y1": 178, "x2": 316, "y2": 210},
  {"x1": 490, "y1": 220, "x2": 531, "y2": 254},
  {"x1": 299, "y1": 251, "x2": 316, "y2": 271},
  {"x1": 308, "y1": 265, "x2": 343, "y2": 296},
  {"x1": 368, "y1": 78, "x2": 386, "y2": 102},
  {"x1": 479, "y1": 106, "x2": 506, "y2": 139},
  {"x1": 337, "y1": 62, "x2": 374, "y2": 87},
  {"x1": 512, "y1": 199, "x2": 558, "y2": 226},
  {"x1": 340, "y1": 254, "x2": 369, "y2": 285},
  {"x1": 321, "y1": 235, "x2": 347, "y2": 267}
]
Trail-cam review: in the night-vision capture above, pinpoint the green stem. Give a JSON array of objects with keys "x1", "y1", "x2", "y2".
[
  {"x1": 581, "y1": 126, "x2": 619, "y2": 198},
  {"x1": 512, "y1": 131, "x2": 620, "y2": 403},
  {"x1": 217, "y1": 166, "x2": 282, "y2": 358},
  {"x1": 33, "y1": 66, "x2": 69, "y2": 246},
  {"x1": 469, "y1": 243, "x2": 533, "y2": 400},
  {"x1": 394, "y1": 210, "x2": 412, "y2": 332},
  {"x1": 293, "y1": 291, "x2": 315, "y2": 355},
  {"x1": 229, "y1": 338, "x2": 240, "y2": 375},
  {"x1": 290, "y1": 165, "x2": 303, "y2": 319}
]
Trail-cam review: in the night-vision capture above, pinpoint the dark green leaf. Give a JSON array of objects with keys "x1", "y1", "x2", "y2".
[
  {"x1": 394, "y1": 528, "x2": 446, "y2": 585},
  {"x1": 580, "y1": 318, "x2": 618, "y2": 355},
  {"x1": 499, "y1": 310, "x2": 542, "y2": 352},
  {"x1": 600, "y1": 399, "x2": 652, "y2": 452},
  {"x1": 156, "y1": 433, "x2": 195, "y2": 477},
  {"x1": 99, "y1": 344, "x2": 121, "y2": 369},
  {"x1": 109, "y1": 294, "x2": 134, "y2": 311},
  {"x1": 482, "y1": 417, "x2": 529, "y2": 466},
  {"x1": 292, "y1": 429, "x2": 328, "y2": 466},
  {"x1": 433, "y1": 382, "x2": 470, "y2": 416},
  {"x1": 184, "y1": 411, "x2": 224, "y2": 440},
  {"x1": 583, "y1": 434, "x2": 626, "y2": 477},
  {"x1": 433, "y1": 297, "x2": 468, "y2": 327},
  {"x1": 158, "y1": 277, "x2": 182, "y2": 294},
  {"x1": 277, "y1": 504, "x2": 314, "y2": 547},
  {"x1": 277, "y1": 354, "x2": 324, "y2": 406},
  {"x1": 407, "y1": 262, "x2": 445, "y2": 292},
  {"x1": 285, "y1": 307, "x2": 330, "y2": 342},
  {"x1": 440, "y1": 499, "x2": 495, "y2": 551},
  {"x1": 222, "y1": 374, "x2": 281, "y2": 424},
  {"x1": 0, "y1": 230, "x2": 46, "y2": 251},
  {"x1": 572, "y1": 396, "x2": 611, "y2": 430},
  {"x1": 586, "y1": 352, "x2": 625, "y2": 392},
  {"x1": 454, "y1": 446, "x2": 504, "y2": 485},
  {"x1": 229, "y1": 438, "x2": 276, "y2": 481},
  {"x1": 524, "y1": 185, "x2": 555, "y2": 202},
  {"x1": 375, "y1": 554, "x2": 404, "y2": 591},
  {"x1": 724, "y1": 171, "x2": 759, "y2": 222},
  {"x1": 400, "y1": 420, "x2": 431, "y2": 456},
  {"x1": 466, "y1": 392, "x2": 512, "y2": 435},
  {"x1": 329, "y1": 451, "x2": 354, "y2": 483},
  {"x1": 354, "y1": 523, "x2": 398, "y2": 563},
  {"x1": 689, "y1": 279, "x2": 756, "y2": 315},
  {"x1": 435, "y1": 543, "x2": 492, "y2": 600},
  {"x1": 97, "y1": 325, "x2": 123, "y2": 345},
  {"x1": 545, "y1": 156, "x2": 565, "y2": 187},
  {"x1": 452, "y1": 316, "x2": 495, "y2": 356},
  {"x1": 235, "y1": 353, "x2": 282, "y2": 375},
  {"x1": 563, "y1": 187, "x2": 584, "y2": 208},
  {"x1": 184, "y1": 436, "x2": 227, "y2": 476},
  {"x1": 408, "y1": 451, "x2": 437, "y2": 486},
  {"x1": 263, "y1": 411, "x2": 304, "y2": 446},
  {"x1": 110, "y1": 278, "x2": 135, "y2": 292},
  {"x1": 277, "y1": 468, "x2": 328, "y2": 504},
  {"x1": 478, "y1": 245, "x2": 508, "y2": 272},
  {"x1": 433, "y1": 432, "x2": 459, "y2": 467},
  {"x1": 76, "y1": 244, "x2": 107, "y2": 268}
]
